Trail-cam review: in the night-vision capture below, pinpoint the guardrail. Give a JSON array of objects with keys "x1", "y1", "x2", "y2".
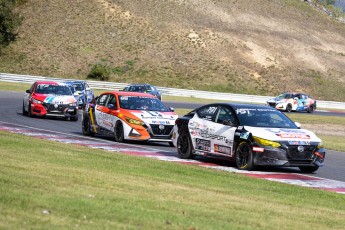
[{"x1": 1, "y1": 72, "x2": 344, "y2": 109}]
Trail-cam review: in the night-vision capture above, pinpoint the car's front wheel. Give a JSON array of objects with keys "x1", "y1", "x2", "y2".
[
  {"x1": 307, "y1": 105, "x2": 315, "y2": 113},
  {"x1": 27, "y1": 103, "x2": 33, "y2": 117},
  {"x1": 286, "y1": 104, "x2": 292, "y2": 113},
  {"x1": 114, "y1": 121, "x2": 125, "y2": 142},
  {"x1": 235, "y1": 142, "x2": 255, "y2": 170},
  {"x1": 299, "y1": 165, "x2": 319, "y2": 173},
  {"x1": 70, "y1": 115, "x2": 79, "y2": 121},
  {"x1": 177, "y1": 130, "x2": 195, "y2": 159},
  {"x1": 22, "y1": 102, "x2": 28, "y2": 116}
]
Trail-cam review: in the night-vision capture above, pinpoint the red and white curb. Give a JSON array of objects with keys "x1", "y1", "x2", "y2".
[{"x1": 1, "y1": 121, "x2": 345, "y2": 194}]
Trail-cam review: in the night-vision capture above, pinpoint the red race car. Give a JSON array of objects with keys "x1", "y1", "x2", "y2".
[
  {"x1": 82, "y1": 91, "x2": 178, "y2": 145},
  {"x1": 23, "y1": 81, "x2": 79, "y2": 121}
]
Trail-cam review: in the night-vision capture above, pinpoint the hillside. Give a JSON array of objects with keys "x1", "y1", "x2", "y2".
[{"x1": 1, "y1": 0, "x2": 345, "y2": 101}]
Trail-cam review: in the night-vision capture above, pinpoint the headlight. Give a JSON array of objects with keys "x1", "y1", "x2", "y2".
[
  {"x1": 32, "y1": 98, "x2": 42, "y2": 104},
  {"x1": 317, "y1": 141, "x2": 324, "y2": 149},
  {"x1": 125, "y1": 117, "x2": 145, "y2": 126},
  {"x1": 253, "y1": 136, "x2": 281, "y2": 148}
]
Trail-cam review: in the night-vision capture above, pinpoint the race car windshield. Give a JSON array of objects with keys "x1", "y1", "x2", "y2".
[
  {"x1": 119, "y1": 96, "x2": 169, "y2": 111},
  {"x1": 235, "y1": 108, "x2": 298, "y2": 128},
  {"x1": 277, "y1": 93, "x2": 292, "y2": 99},
  {"x1": 73, "y1": 83, "x2": 84, "y2": 91},
  {"x1": 35, "y1": 84, "x2": 72, "y2": 95}
]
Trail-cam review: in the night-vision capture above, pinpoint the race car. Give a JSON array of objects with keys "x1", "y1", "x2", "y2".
[
  {"x1": 122, "y1": 84, "x2": 162, "y2": 100},
  {"x1": 172, "y1": 103, "x2": 325, "y2": 173},
  {"x1": 266, "y1": 92, "x2": 317, "y2": 113},
  {"x1": 23, "y1": 81, "x2": 79, "y2": 121},
  {"x1": 63, "y1": 80, "x2": 94, "y2": 108},
  {"x1": 82, "y1": 91, "x2": 178, "y2": 145}
]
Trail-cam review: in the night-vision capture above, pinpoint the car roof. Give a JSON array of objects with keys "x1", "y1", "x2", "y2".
[
  {"x1": 34, "y1": 81, "x2": 60, "y2": 85},
  {"x1": 199, "y1": 102, "x2": 277, "y2": 110},
  {"x1": 101, "y1": 91, "x2": 156, "y2": 97}
]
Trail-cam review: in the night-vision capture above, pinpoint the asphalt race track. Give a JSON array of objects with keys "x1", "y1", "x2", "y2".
[{"x1": 1, "y1": 90, "x2": 345, "y2": 184}]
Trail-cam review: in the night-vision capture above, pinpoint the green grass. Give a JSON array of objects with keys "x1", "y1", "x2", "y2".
[{"x1": 1, "y1": 131, "x2": 345, "y2": 229}]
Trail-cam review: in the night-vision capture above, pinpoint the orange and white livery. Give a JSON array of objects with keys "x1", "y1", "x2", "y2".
[{"x1": 82, "y1": 91, "x2": 178, "y2": 146}]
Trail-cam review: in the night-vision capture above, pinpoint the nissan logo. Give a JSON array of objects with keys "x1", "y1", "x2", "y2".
[
  {"x1": 159, "y1": 124, "x2": 165, "y2": 130},
  {"x1": 297, "y1": 146, "x2": 304, "y2": 152}
]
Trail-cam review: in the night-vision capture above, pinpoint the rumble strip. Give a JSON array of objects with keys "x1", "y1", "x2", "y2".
[{"x1": 1, "y1": 121, "x2": 344, "y2": 194}]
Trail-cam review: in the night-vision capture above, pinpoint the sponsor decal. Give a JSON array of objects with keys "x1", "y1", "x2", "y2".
[
  {"x1": 288, "y1": 141, "x2": 311, "y2": 145},
  {"x1": 277, "y1": 133, "x2": 310, "y2": 139},
  {"x1": 152, "y1": 120, "x2": 171, "y2": 125},
  {"x1": 214, "y1": 144, "x2": 232, "y2": 155},
  {"x1": 253, "y1": 147, "x2": 265, "y2": 152},
  {"x1": 195, "y1": 138, "x2": 211, "y2": 152},
  {"x1": 200, "y1": 131, "x2": 232, "y2": 144}
]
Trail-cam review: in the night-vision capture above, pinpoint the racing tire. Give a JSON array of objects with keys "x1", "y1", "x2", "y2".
[
  {"x1": 307, "y1": 105, "x2": 314, "y2": 113},
  {"x1": 114, "y1": 121, "x2": 125, "y2": 143},
  {"x1": 82, "y1": 116, "x2": 95, "y2": 136},
  {"x1": 27, "y1": 104, "x2": 33, "y2": 117},
  {"x1": 168, "y1": 142, "x2": 175, "y2": 147},
  {"x1": 235, "y1": 142, "x2": 255, "y2": 170},
  {"x1": 70, "y1": 115, "x2": 79, "y2": 121},
  {"x1": 299, "y1": 165, "x2": 319, "y2": 173},
  {"x1": 22, "y1": 102, "x2": 28, "y2": 116},
  {"x1": 177, "y1": 130, "x2": 195, "y2": 159},
  {"x1": 286, "y1": 104, "x2": 292, "y2": 113}
]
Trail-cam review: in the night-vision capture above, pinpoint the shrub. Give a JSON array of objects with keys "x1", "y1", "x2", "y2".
[{"x1": 87, "y1": 63, "x2": 111, "y2": 81}]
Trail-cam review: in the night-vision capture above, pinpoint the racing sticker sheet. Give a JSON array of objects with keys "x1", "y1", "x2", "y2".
[{"x1": 1, "y1": 122, "x2": 344, "y2": 195}]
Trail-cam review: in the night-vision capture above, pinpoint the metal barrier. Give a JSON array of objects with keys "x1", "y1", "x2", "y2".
[{"x1": 1, "y1": 72, "x2": 344, "y2": 109}]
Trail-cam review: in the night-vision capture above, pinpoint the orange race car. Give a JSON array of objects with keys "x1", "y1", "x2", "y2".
[{"x1": 82, "y1": 91, "x2": 178, "y2": 146}]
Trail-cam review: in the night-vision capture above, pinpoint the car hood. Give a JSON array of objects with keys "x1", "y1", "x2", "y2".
[
  {"x1": 130, "y1": 111, "x2": 178, "y2": 125},
  {"x1": 33, "y1": 93, "x2": 77, "y2": 104},
  {"x1": 244, "y1": 126, "x2": 321, "y2": 143}
]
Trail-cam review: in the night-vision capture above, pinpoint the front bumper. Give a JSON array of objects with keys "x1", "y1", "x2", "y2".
[
  {"x1": 31, "y1": 102, "x2": 78, "y2": 118},
  {"x1": 253, "y1": 144, "x2": 325, "y2": 167}
]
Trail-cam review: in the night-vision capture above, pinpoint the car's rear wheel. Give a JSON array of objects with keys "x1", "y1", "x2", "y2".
[
  {"x1": 114, "y1": 121, "x2": 125, "y2": 142},
  {"x1": 235, "y1": 142, "x2": 255, "y2": 170},
  {"x1": 22, "y1": 102, "x2": 28, "y2": 116},
  {"x1": 82, "y1": 116, "x2": 95, "y2": 136},
  {"x1": 177, "y1": 130, "x2": 195, "y2": 159},
  {"x1": 299, "y1": 165, "x2": 319, "y2": 173},
  {"x1": 286, "y1": 104, "x2": 292, "y2": 113}
]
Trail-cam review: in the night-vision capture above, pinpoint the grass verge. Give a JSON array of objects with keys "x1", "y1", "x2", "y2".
[{"x1": 1, "y1": 131, "x2": 345, "y2": 229}]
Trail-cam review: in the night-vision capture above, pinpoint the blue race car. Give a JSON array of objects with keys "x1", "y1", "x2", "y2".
[{"x1": 63, "y1": 81, "x2": 94, "y2": 108}]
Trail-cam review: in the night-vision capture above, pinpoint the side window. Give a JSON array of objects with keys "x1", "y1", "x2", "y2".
[
  {"x1": 96, "y1": 94, "x2": 109, "y2": 106},
  {"x1": 106, "y1": 94, "x2": 117, "y2": 107},
  {"x1": 215, "y1": 106, "x2": 236, "y2": 125},
  {"x1": 197, "y1": 105, "x2": 218, "y2": 121}
]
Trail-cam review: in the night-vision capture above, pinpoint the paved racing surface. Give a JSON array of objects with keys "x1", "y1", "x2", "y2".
[{"x1": 1, "y1": 90, "x2": 345, "y2": 194}]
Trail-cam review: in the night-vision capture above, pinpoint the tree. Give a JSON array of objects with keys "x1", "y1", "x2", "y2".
[{"x1": 0, "y1": 0, "x2": 22, "y2": 51}]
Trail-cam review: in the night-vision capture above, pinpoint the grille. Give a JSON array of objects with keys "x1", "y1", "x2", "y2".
[
  {"x1": 268, "y1": 102, "x2": 276, "y2": 107},
  {"x1": 286, "y1": 145, "x2": 316, "y2": 164},
  {"x1": 44, "y1": 103, "x2": 68, "y2": 113},
  {"x1": 149, "y1": 124, "x2": 174, "y2": 136}
]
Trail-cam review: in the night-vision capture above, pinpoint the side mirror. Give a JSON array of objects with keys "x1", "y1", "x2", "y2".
[
  {"x1": 294, "y1": 97, "x2": 298, "y2": 100},
  {"x1": 26, "y1": 89, "x2": 31, "y2": 93},
  {"x1": 169, "y1": 107, "x2": 174, "y2": 112},
  {"x1": 295, "y1": 122, "x2": 301, "y2": 129},
  {"x1": 85, "y1": 87, "x2": 91, "y2": 91},
  {"x1": 74, "y1": 92, "x2": 80, "y2": 97},
  {"x1": 108, "y1": 104, "x2": 116, "y2": 110}
]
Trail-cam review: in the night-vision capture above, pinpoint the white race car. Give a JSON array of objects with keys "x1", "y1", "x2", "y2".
[{"x1": 172, "y1": 103, "x2": 325, "y2": 173}]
